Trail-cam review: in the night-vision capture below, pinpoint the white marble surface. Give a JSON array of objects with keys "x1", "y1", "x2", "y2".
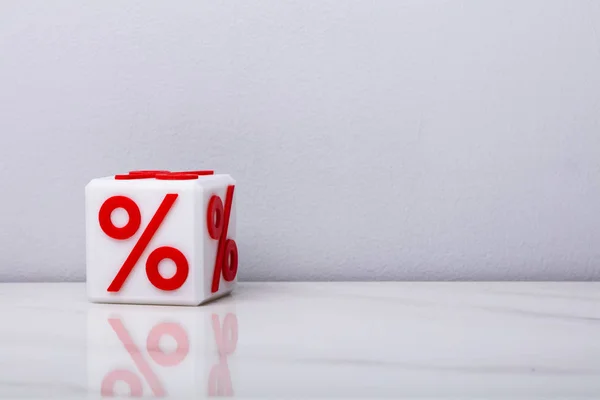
[{"x1": 0, "y1": 282, "x2": 599, "y2": 399}]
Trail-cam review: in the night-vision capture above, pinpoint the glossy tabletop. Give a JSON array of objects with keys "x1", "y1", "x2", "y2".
[{"x1": 0, "y1": 282, "x2": 599, "y2": 399}]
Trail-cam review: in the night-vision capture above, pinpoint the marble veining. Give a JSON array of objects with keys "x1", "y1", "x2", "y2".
[{"x1": 0, "y1": 282, "x2": 599, "y2": 399}]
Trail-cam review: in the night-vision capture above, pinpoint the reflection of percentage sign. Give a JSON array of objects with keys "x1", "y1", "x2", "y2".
[
  {"x1": 101, "y1": 318, "x2": 189, "y2": 397},
  {"x1": 206, "y1": 185, "x2": 238, "y2": 293},
  {"x1": 99, "y1": 193, "x2": 188, "y2": 292},
  {"x1": 208, "y1": 314, "x2": 238, "y2": 397}
]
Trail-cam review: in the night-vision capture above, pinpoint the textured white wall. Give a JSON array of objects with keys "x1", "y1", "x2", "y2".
[{"x1": 1, "y1": 1, "x2": 599, "y2": 282}]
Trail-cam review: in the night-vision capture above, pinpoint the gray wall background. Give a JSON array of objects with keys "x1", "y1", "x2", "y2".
[{"x1": 1, "y1": 0, "x2": 599, "y2": 282}]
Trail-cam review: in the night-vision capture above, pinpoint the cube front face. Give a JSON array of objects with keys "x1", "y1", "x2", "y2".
[{"x1": 86, "y1": 172, "x2": 237, "y2": 306}]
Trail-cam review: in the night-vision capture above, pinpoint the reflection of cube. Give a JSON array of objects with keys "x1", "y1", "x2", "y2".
[
  {"x1": 85, "y1": 170, "x2": 237, "y2": 305},
  {"x1": 87, "y1": 304, "x2": 238, "y2": 398}
]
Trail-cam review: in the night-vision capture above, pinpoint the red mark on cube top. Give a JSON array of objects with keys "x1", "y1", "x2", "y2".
[
  {"x1": 207, "y1": 185, "x2": 238, "y2": 293},
  {"x1": 173, "y1": 170, "x2": 214, "y2": 176},
  {"x1": 115, "y1": 173, "x2": 156, "y2": 180},
  {"x1": 115, "y1": 170, "x2": 214, "y2": 180},
  {"x1": 99, "y1": 194, "x2": 189, "y2": 292},
  {"x1": 129, "y1": 170, "x2": 171, "y2": 175},
  {"x1": 155, "y1": 173, "x2": 199, "y2": 180}
]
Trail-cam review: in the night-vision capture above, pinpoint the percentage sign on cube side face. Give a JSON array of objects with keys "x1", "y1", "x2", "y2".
[
  {"x1": 207, "y1": 185, "x2": 238, "y2": 293},
  {"x1": 101, "y1": 318, "x2": 190, "y2": 397},
  {"x1": 98, "y1": 194, "x2": 189, "y2": 292},
  {"x1": 208, "y1": 313, "x2": 238, "y2": 397}
]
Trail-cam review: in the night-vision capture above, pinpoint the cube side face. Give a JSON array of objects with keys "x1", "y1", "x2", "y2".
[
  {"x1": 195, "y1": 174, "x2": 237, "y2": 303},
  {"x1": 86, "y1": 178, "x2": 200, "y2": 305}
]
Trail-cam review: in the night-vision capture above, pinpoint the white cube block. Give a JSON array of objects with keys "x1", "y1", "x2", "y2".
[
  {"x1": 85, "y1": 170, "x2": 237, "y2": 305},
  {"x1": 87, "y1": 304, "x2": 239, "y2": 397}
]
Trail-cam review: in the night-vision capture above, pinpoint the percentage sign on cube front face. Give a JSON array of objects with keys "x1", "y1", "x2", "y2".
[
  {"x1": 99, "y1": 194, "x2": 189, "y2": 292},
  {"x1": 208, "y1": 313, "x2": 238, "y2": 397},
  {"x1": 101, "y1": 318, "x2": 189, "y2": 397},
  {"x1": 207, "y1": 185, "x2": 238, "y2": 293}
]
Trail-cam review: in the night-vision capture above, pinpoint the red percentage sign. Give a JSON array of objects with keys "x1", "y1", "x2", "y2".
[
  {"x1": 101, "y1": 318, "x2": 189, "y2": 397},
  {"x1": 208, "y1": 313, "x2": 238, "y2": 397},
  {"x1": 99, "y1": 193, "x2": 188, "y2": 292},
  {"x1": 206, "y1": 185, "x2": 238, "y2": 293}
]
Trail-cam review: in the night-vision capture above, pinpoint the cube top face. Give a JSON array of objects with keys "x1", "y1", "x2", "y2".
[{"x1": 86, "y1": 171, "x2": 237, "y2": 306}]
